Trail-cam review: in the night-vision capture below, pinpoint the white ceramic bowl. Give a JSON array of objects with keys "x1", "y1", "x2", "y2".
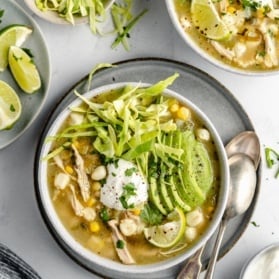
[
  {"x1": 24, "y1": 0, "x2": 115, "y2": 25},
  {"x1": 240, "y1": 243, "x2": 279, "y2": 279},
  {"x1": 165, "y1": 0, "x2": 279, "y2": 76},
  {"x1": 35, "y1": 82, "x2": 229, "y2": 279}
]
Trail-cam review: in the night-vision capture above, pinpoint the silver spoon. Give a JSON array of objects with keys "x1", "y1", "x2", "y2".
[
  {"x1": 204, "y1": 153, "x2": 257, "y2": 279},
  {"x1": 177, "y1": 131, "x2": 260, "y2": 279}
]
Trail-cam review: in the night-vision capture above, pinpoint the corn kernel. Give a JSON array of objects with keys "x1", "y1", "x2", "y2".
[
  {"x1": 168, "y1": 98, "x2": 178, "y2": 107},
  {"x1": 176, "y1": 106, "x2": 191, "y2": 121},
  {"x1": 86, "y1": 197, "x2": 96, "y2": 207},
  {"x1": 92, "y1": 181, "x2": 101, "y2": 192},
  {"x1": 227, "y1": 6, "x2": 236, "y2": 14},
  {"x1": 65, "y1": 165, "x2": 74, "y2": 174},
  {"x1": 89, "y1": 221, "x2": 100, "y2": 233},
  {"x1": 256, "y1": 8, "x2": 265, "y2": 18},
  {"x1": 73, "y1": 140, "x2": 80, "y2": 148},
  {"x1": 170, "y1": 103, "x2": 179, "y2": 113},
  {"x1": 132, "y1": 208, "x2": 141, "y2": 216}
]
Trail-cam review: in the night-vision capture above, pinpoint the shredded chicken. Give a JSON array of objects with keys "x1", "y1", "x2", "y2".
[
  {"x1": 107, "y1": 219, "x2": 136, "y2": 265},
  {"x1": 72, "y1": 144, "x2": 90, "y2": 202},
  {"x1": 219, "y1": 0, "x2": 229, "y2": 14},
  {"x1": 53, "y1": 155, "x2": 76, "y2": 181},
  {"x1": 211, "y1": 41, "x2": 235, "y2": 60},
  {"x1": 257, "y1": 19, "x2": 279, "y2": 67},
  {"x1": 69, "y1": 185, "x2": 96, "y2": 221}
]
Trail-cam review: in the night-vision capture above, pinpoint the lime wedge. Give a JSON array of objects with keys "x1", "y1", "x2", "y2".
[
  {"x1": 0, "y1": 25, "x2": 32, "y2": 72},
  {"x1": 0, "y1": 80, "x2": 22, "y2": 130},
  {"x1": 8, "y1": 46, "x2": 41, "y2": 94},
  {"x1": 143, "y1": 207, "x2": 186, "y2": 248},
  {"x1": 191, "y1": 0, "x2": 230, "y2": 41}
]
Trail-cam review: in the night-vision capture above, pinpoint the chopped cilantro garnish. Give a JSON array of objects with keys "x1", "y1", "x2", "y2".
[
  {"x1": 99, "y1": 207, "x2": 110, "y2": 222},
  {"x1": 140, "y1": 203, "x2": 163, "y2": 226},
  {"x1": 119, "y1": 182, "x2": 136, "y2": 209},
  {"x1": 265, "y1": 147, "x2": 279, "y2": 178},
  {"x1": 116, "y1": 239, "x2": 125, "y2": 249},
  {"x1": 125, "y1": 167, "x2": 137, "y2": 177},
  {"x1": 251, "y1": 221, "x2": 260, "y2": 227},
  {"x1": 242, "y1": 0, "x2": 260, "y2": 10},
  {"x1": 10, "y1": 104, "x2": 15, "y2": 112},
  {"x1": 0, "y1": 9, "x2": 4, "y2": 23}
]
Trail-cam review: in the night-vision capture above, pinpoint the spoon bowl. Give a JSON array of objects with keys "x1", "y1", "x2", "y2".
[
  {"x1": 224, "y1": 154, "x2": 257, "y2": 220},
  {"x1": 225, "y1": 131, "x2": 261, "y2": 168}
]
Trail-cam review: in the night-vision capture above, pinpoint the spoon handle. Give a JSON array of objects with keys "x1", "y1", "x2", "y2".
[
  {"x1": 204, "y1": 219, "x2": 227, "y2": 279},
  {"x1": 176, "y1": 246, "x2": 204, "y2": 279}
]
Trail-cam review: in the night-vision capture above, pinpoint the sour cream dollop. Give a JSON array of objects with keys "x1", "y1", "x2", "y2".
[{"x1": 100, "y1": 159, "x2": 148, "y2": 210}]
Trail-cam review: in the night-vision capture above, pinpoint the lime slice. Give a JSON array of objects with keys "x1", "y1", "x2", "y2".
[
  {"x1": 8, "y1": 46, "x2": 41, "y2": 94},
  {"x1": 143, "y1": 207, "x2": 186, "y2": 248},
  {"x1": 0, "y1": 25, "x2": 32, "y2": 72},
  {"x1": 0, "y1": 80, "x2": 22, "y2": 130},
  {"x1": 191, "y1": 0, "x2": 230, "y2": 41}
]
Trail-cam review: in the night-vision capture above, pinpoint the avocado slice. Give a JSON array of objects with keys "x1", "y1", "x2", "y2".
[
  {"x1": 158, "y1": 163, "x2": 174, "y2": 212},
  {"x1": 149, "y1": 176, "x2": 168, "y2": 215}
]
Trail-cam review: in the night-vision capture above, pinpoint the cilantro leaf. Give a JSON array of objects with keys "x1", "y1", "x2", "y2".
[
  {"x1": 99, "y1": 207, "x2": 110, "y2": 222},
  {"x1": 140, "y1": 203, "x2": 163, "y2": 226},
  {"x1": 0, "y1": 9, "x2": 4, "y2": 23},
  {"x1": 265, "y1": 147, "x2": 279, "y2": 178},
  {"x1": 116, "y1": 240, "x2": 125, "y2": 249},
  {"x1": 119, "y1": 182, "x2": 136, "y2": 209},
  {"x1": 125, "y1": 167, "x2": 137, "y2": 177}
]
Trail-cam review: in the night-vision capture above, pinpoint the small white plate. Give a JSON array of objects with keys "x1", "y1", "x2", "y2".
[
  {"x1": 0, "y1": 0, "x2": 50, "y2": 149},
  {"x1": 24, "y1": 0, "x2": 115, "y2": 25},
  {"x1": 240, "y1": 243, "x2": 279, "y2": 279}
]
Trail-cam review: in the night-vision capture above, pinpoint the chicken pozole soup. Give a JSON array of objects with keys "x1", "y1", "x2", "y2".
[
  {"x1": 173, "y1": 0, "x2": 279, "y2": 72},
  {"x1": 44, "y1": 74, "x2": 221, "y2": 265}
]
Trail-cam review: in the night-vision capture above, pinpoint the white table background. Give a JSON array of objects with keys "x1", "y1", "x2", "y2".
[{"x1": 1, "y1": 0, "x2": 279, "y2": 278}]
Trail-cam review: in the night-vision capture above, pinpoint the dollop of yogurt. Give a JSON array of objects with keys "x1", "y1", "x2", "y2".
[{"x1": 100, "y1": 159, "x2": 148, "y2": 210}]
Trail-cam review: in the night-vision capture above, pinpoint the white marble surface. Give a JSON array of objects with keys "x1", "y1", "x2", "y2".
[{"x1": 1, "y1": 0, "x2": 279, "y2": 278}]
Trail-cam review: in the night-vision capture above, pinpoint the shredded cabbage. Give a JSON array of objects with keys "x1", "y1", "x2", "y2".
[
  {"x1": 46, "y1": 70, "x2": 214, "y2": 214},
  {"x1": 35, "y1": 0, "x2": 147, "y2": 50}
]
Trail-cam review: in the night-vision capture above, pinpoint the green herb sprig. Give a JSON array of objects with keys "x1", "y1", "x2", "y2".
[
  {"x1": 119, "y1": 182, "x2": 136, "y2": 209},
  {"x1": 0, "y1": 9, "x2": 4, "y2": 23},
  {"x1": 265, "y1": 147, "x2": 279, "y2": 178}
]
